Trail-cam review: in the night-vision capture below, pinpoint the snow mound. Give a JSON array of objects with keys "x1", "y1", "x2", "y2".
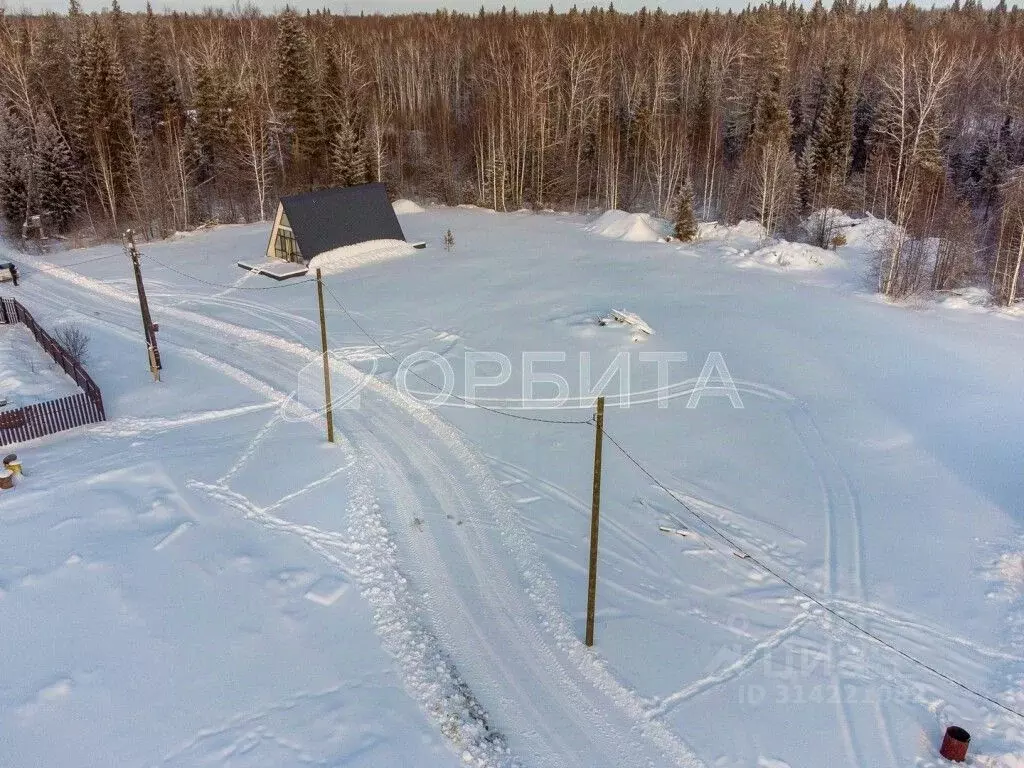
[
  {"x1": 696, "y1": 219, "x2": 767, "y2": 242},
  {"x1": 392, "y1": 199, "x2": 425, "y2": 214},
  {"x1": 803, "y1": 209, "x2": 894, "y2": 249},
  {"x1": 739, "y1": 241, "x2": 845, "y2": 271},
  {"x1": 307, "y1": 239, "x2": 419, "y2": 276},
  {"x1": 934, "y1": 286, "x2": 994, "y2": 312},
  {"x1": 586, "y1": 210, "x2": 671, "y2": 242},
  {"x1": 802, "y1": 208, "x2": 859, "y2": 237}
]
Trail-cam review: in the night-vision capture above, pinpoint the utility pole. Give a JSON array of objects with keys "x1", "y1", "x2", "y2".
[
  {"x1": 123, "y1": 229, "x2": 161, "y2": 381},
  {"x1": 585, "y1": 395, "x2": 605, "y2": 647},
  {"x1": 315, "y1": 268, "x2": 335, "y2": 443}
]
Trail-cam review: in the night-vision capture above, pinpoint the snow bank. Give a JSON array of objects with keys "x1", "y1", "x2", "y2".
[
  {"x1": 696, "y1": 219, "x2": 767, "y2": 242},
  {"x1": 933, "y1": 286, "x2": 995, "y2": 313},
  {"x1": 392, "y1": 199, "x2": 425, "y2": 214},
  {"x1": 307, "y1": 239, "x2": 419, "y2": 276},
  {"x1": 586, "y1": 210, "x2": 672, "y2": 242},
  {"x1": 0, "y1": 324, "x2": 80, "y2": 408},
  {"x1": 739, "y1": 241, "x2": 845, "y2": 271},
  {"x1": 802, "y1": 209, "x2": 894, "y2": 250}
]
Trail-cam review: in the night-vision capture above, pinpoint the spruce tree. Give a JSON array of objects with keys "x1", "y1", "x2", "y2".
[
  {"x1": 809, "y1": 62, "x2": 853, "y2": 187},
  {"x1": 674, "y1": 181, "x2": 698, "y2": 242},
  {"x1": 275, "y1": 10, "x2": 321, "y2": 185},
  {"x1": 979, "y1": 143, "x2": 1007, "y2": 221},
  {"x1": 328, "y1": 102, "x2": 367, "y2": 187},
  {"x1": 0, "y1": 106, "x2": 31, "y2": 231},
  {"x1": 77, "y1": 20, "x2": 134, "y2": 229},
  {"x1": 139, "y1": 3, "x2": 181, "y2": 134},
  {"x1": 34, "y1": 113, "x2": 83, "y2": 232}
]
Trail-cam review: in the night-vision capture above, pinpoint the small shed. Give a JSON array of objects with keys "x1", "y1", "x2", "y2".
[{"x1": 266, "y1": 182, "x2": 407, "y2": 263}]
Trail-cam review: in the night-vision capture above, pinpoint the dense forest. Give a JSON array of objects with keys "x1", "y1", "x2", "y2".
[{"x1": 0, "y1": 1, "x2": 1023, "y2": 302}]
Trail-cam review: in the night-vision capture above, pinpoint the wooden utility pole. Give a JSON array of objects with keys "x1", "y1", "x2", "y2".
[
  {"x1": 585, "y1": 395, "x2": 605, "y2": 647},
  {"x1": 123, "y1": 229, "x2": 161, "y2": 381},
  {"x1": 315, "y1": 269, "x2": 335, "y2": 443}
]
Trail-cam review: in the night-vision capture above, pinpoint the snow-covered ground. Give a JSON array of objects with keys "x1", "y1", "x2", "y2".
[
  {"x1": 0, "y1": 323, "x2": 80, "y2": 408},
  {"x1": 2, "y1": 205, "x2": 1024, "y2": 768}
]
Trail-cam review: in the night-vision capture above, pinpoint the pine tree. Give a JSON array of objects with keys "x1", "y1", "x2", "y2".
[
  {"x1": 443, "y1": 228, "x2": 455, "y2": 251},
  {"x1": 674, "y1": 181, "x2": 698, "y2": 241}
]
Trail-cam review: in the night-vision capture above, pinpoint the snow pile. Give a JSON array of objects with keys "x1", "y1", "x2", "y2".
[
  {"x1": 933, "y1": 286, "x2": 995, "y2": 313},
  {"x1": 836, "y1": 213, "x2": 895, "y2": 248},
  {"x1": 586, "y1": 210, "x2": 672, "y2": 242},
  {"x1": 393, "y1": 199, "x2": 425, "y2": 214},
  {"x1": 696, "y1": 219, "x2": 767, "y2": 242},
  {"x1": 738, "y1": 241, "x2": 845, "y2": 271},
  {"x1": 802, "y1": 209, "x2": 895, "y2": 251},
  {"x1": 307, "y1": 239, "x2": 419, "y2": 275},
  {"x1": 0, "y1": 324, "x2": 80, "y2": 408},
  {"x1": 801, "y1": 208, "x2": 858, "y2": 239}
]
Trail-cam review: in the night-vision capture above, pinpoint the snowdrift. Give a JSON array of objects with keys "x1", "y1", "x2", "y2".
[
  {"x1": 739, "y1": 241, "x2": 845, "y2": 271},
  {"x1": 307, "y1": 239, "x2": 419, "y2": 276},
  {"x1": 695, "y1": 219, "x2": 767, "y2": 242},
  {"x1": 586, "y1": 210, "x2": 672, "y2": 242},
  {"x1": 392, "y1": 199, "x2": 425, "y2": 214}
]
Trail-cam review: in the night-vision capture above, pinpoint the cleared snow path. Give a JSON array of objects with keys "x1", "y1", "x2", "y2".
[{"x1": 16, "y1": 254, "x2": 704, "y2": 768}]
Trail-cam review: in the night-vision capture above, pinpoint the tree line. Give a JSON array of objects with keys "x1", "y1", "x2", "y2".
[{"x1": 0, "y1": 1, "x2": 1023, "y2": 303}]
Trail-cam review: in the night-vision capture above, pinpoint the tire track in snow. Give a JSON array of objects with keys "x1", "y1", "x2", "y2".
[
  {"x1": 23, "y1": 253, "x2": 704, "y2": 767},
  {"x1": 354, "y1": 414, "x2": 651, "y2": 768},
  {"x1": 787, "y1": 406, "x2": 898, "y2": 768}
]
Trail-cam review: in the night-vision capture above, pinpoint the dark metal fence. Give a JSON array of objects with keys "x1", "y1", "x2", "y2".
[{"x1": 0, "y1": 297, "x2": 106, "y2": 445}]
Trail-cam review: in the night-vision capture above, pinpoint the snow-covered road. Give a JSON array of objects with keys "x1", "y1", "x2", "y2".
[{"x1": 10, "y1": 251, "x2": 703, "y2": 767}]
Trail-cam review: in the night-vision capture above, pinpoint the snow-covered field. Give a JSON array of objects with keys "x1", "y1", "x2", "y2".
[
  {"x1": 0, "y1": 323, "x2": 80, "y2": 408},
  {"x1": 2, "y1": 205, "x2": 1024, "y2": 768}
]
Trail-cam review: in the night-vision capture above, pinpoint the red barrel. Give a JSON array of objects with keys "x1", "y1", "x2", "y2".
[{"x1": 940, "y1": 725, "x2": 970, "y2": 762}]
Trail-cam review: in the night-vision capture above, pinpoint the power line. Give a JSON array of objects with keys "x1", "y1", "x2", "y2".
[
  {"x1": 600, "y1": 426, "x2": 1024, "y2": 722},
  {"x1": 140, "y1": 251, "x2": 316, "y2": 291},
  {"x1": 322, "y1": 283, "x2": 594, "y2": 425},
  {"x1": 25, "y1": 252, "x2": 120, "y2": 270}
]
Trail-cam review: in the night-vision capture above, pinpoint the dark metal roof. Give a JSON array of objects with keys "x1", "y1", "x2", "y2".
[{"x1": 279, "y1": 183, "x2": 406, "y2": 261}]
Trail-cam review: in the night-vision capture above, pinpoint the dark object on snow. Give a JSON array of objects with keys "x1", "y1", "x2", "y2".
[
  {"x1": 0, "y1": 262, "x2": 18, "y2": 286},
  {"x1": 939, "y1": 725, "x2": 970, "y2": 762},
  {"x1": 266, "y1": 183, "x2": 407, "y2": 264}
]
